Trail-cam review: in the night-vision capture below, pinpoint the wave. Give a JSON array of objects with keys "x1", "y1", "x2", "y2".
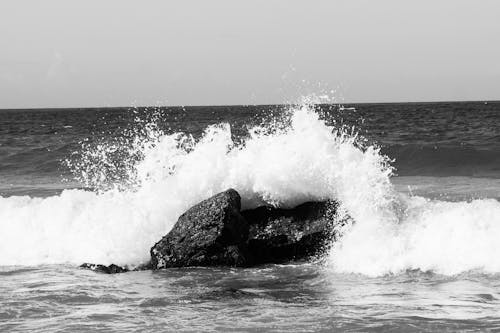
[
  {"x1": 0, "y1": 100, "x2": 499, "y2": 277},
  {"x1": 330, "y1": 196, "x2": 500, "y2": 276}
]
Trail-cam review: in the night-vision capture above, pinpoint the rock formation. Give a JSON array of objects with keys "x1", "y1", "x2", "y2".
[
  {"x1": 80, "y1": 263, "x2": 129, "y2": 274},
  {"x1": 150, "y1": 189, "x2": 251, "y2": 269},
  {"x1": 151, "y1": 189, "x2": 338, "y2": 269},
  {"x1": 243, "y1": 201, "x2": 336, "y2": 264},
  {"x1": 81, "y1": 189, "x2": 340, "y2": 273}
]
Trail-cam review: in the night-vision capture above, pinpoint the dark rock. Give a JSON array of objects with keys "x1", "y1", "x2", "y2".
[
  {"x1": 79, "y1": 261, "x2": 151, "y2": 274},
  {"x1": 82, "y1": 190, "x2": 341, "y2": 272},
  {"x1": 150, "y1": 189, "x2": 251, "y2": 269},
  {"x1": 241, "y1": 201, "x2": 337, "y2": 264},
  {"x1": 80, "y1": 263, "x2": 129, "y2": 274},
  {"x1": 150, "y1": 189, "x2": 341, "y2": 269}
]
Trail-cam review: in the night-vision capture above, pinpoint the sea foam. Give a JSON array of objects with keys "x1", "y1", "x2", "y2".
[{"x1": 0, "y1": 101, "x2": 499, "y2": 277}]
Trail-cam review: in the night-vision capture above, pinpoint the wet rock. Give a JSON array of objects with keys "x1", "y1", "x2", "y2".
[
  {"x1": 80, "y1": 263, "x2": 129, "y2": 274},
  {"x1": 82, "y1": 190, "x2": 341, "y2": 273},
  {"x1": 150, "y1": 189, "x2": 340, "y2": 269},
  {"x1": 150, "y1": 189, "x2": 251, "y2": 269},
  {"x1": 241, "y1": 201, "x2": 337, "y2": 264}
]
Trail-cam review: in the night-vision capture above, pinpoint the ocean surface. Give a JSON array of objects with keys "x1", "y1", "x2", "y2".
[{"x1": 1, "y1": 100, "x2": 499, "y2": 331}]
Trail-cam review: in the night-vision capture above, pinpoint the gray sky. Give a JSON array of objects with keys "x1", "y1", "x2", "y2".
[{"x1": 0, "y1": 0, "x2": 499, "y2": 108}]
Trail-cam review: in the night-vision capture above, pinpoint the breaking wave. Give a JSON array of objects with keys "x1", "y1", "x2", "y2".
[{"x1": 0, "y1": 98, "x2": 499, "y2": 277}]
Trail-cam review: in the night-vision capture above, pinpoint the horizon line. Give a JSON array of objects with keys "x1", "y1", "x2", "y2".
[{"x1": 1, "y1": 99, "x2": 499, "y2": 111}]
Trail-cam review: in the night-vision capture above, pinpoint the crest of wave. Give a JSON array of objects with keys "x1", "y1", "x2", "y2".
[
  {"x1": 331, "y1": 193, "x2": 500, "y2": 276},
  {"x1": 0, "y1": 98, "x2": 394, "y2": 267}
]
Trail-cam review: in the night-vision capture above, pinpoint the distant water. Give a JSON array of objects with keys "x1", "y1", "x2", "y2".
[{"x1": 1, "y1": 100, "x2": 499, "y2": 331}]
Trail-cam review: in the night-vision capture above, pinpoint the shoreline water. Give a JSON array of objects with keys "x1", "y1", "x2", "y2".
[{"x1": 0, "y1": 101, "x2": 499, "y2": 331}]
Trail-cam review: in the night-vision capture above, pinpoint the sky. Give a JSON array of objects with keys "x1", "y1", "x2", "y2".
[{"x1": 0, "y1": 0, "x2": 499, "y2": 108}]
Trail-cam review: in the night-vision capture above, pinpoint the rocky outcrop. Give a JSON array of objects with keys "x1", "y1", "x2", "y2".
[
  {"x1": 150, "y1": 189, "x2": 251, "y2": 269},
  {"x1": 243, "y1": 201, "x2": 336, "y2": 264},
  {"x1": 80, "y1": 263, "x2": 129, "y2": 274},
  {"x1": 80, "y1": 261, "x2": 151, "y2": 274},
  {"x1": 151, "y1": 189, "x2": 338, "y2": 269},
  {"x1": 81, "y1": 189, "x2": 341, "y2": 273}
]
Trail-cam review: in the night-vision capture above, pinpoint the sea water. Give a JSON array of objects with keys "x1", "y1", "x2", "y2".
[{"x1": 0, "y1": 100, "x2": 499, "y2": 331}]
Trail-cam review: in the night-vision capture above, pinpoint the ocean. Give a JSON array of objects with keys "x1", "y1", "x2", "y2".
[{"x1": 1, "y1": 100, "x2": 500, "y2": 331}]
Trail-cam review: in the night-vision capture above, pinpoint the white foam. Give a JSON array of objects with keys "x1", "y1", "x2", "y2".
[
  {"x1": 331, "y1": 195, "x2": 500, "y2": 276},
  {"x1": 0, "y1": 101, "x2": 499, "y2": 277},
  {"x1": 1, "y1": 103, "x2": 385, "y2": 267}
]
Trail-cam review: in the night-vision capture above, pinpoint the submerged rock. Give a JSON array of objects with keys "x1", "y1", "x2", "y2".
[
  {"x1": 80, "y1": 263, "x2": 129, "y2": 274},
  {"x1": 150, "y1": 189, "x2": 251, "y2": 269},
  {"x1": 80, "y1": 261, "x2": 151, "y2": 274}
]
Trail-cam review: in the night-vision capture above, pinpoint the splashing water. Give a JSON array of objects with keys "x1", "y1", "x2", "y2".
[
  {"x1": 0, "y1": 99, "x2": 499, "y2": 278},
  {"x1": 63, "y1": 108, "x2": 167, "y2": 191}
]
